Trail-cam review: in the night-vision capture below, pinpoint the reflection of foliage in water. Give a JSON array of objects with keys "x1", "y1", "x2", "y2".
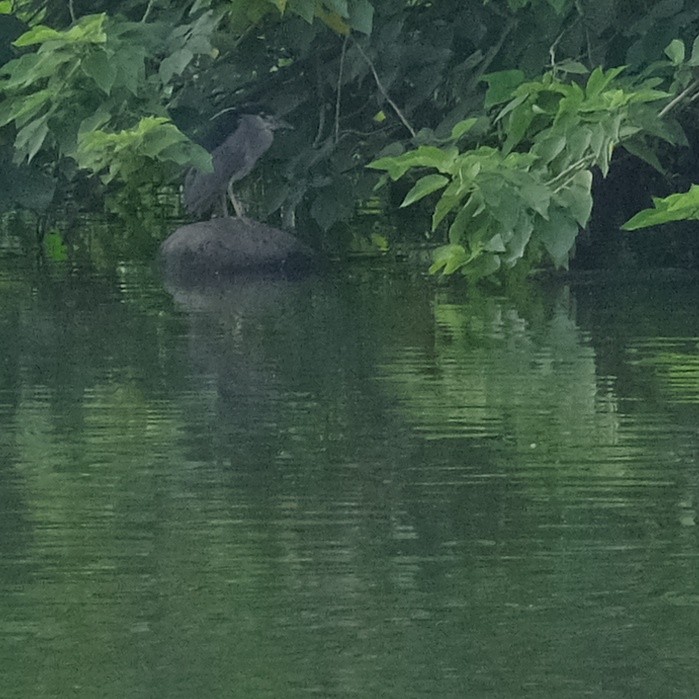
[
  {"x1": 1, "y1": 206, "x2": 178, "y2": 267},
  {"x1": 628, "y1": 340, "x2": 699, "y2": 406},
  {"x1": 378, "y1": 285, "x2": 630, "y2": 470},
  {"x1": 1, "y1": 260, "x2": 699, "y2": 695}
]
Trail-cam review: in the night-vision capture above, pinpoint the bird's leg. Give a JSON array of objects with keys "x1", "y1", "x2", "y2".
[
  {"x1": 227, "y1": 179, "x2": 246, "y2": 218},
  {"x1": 282, "y1": 205, "x2": 296, "y2": 230},
  {"x1": 220, "y1": 190, "x2": 229, "y2": 217}
]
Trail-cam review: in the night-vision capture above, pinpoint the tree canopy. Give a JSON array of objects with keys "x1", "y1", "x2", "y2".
[{"x1": 1, "y1": 0, "x2": 699, "y2": 278}]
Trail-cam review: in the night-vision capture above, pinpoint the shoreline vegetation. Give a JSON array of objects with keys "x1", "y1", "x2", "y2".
[{"x1": 0, "y1": 2, "x2": 697, "y2": 282}]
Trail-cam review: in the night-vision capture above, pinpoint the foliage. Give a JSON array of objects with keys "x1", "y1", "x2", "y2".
[
  {"x1": 370, "y1": 68, "x2": 673, "y2": 279},
  {"x1": 0, "y1": 12, "x2": 211, "y2": 184},
  {"x1": 76, "y1": 116, "x2": 211, "y2": 185},
  {"x1": 622, "y1": 185, "x2": 699, "y2": 231},
  {"x1": 620, "y1": 36, "x2": 699, "y2": 232},
  {"x1": 0, "y1": 0, "x2": 699, "y2": 275}
]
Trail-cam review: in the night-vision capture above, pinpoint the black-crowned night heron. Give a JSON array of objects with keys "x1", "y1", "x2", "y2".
[{"x1": 183, "y1": 113, "x2": 289, "y2": 219}]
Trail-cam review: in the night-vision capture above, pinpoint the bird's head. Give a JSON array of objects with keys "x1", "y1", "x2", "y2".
[{"x1": 257, "y1": 113, "x2": 294, "y2": 132}]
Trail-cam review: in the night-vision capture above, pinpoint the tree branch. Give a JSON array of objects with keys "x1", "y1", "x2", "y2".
[
  {"x1": 659, "y1": 80, "x2": 699, "y2": 118},
  {"x1": 335, "y1": 34, "x2": 348, "y2": 144},
  {"x1": 141, "y1": 0, "x2": 156, "y2": 23},
  {"x1": 351, "y1": 38, "x2": 417, "y2": 139}
]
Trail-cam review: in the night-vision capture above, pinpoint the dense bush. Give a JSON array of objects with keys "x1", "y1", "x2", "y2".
[{"x1": 1, "y1": 0, "x2": 699, "y2": 276}]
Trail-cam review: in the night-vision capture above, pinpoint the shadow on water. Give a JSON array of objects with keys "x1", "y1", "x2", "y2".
[
  {"x1": 0, "y1": 255, "x2": 698, "y2": 696},
  {"x1": 161, "y1": 268, "x2": 436, "y2": 474}
]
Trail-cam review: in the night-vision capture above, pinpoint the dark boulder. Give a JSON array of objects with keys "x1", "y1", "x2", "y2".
[{"x1": 159, "y1": 217, "x2": 314, "y2": 281}]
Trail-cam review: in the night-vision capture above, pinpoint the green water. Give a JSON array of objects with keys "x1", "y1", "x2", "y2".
[{"x1": 0, "y1": 253, "x2": 697, "y2": 697}]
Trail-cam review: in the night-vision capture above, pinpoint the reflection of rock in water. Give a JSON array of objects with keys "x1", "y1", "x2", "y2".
[
  {"x1": 159, "y1": 217, "x2": 315, "y2": 282},
  {"x1": 164, "y1": 274, "x2": 308, "y2": 322},
  {"x1": 162, "y1": 269, "x2": 435, "y2": 476},
  {"x1": 165, "y1": 276, "x2": 312, "y2": 467}
]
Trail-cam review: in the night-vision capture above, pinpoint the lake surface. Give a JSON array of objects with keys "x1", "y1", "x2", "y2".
[{"x1": 0, "y1": 250, "x2": 698, "y2": 697}]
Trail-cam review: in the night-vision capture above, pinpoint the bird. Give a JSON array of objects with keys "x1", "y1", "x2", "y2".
[{"x1": 183, "y1": 112, "x2": 290, "y2": 219}]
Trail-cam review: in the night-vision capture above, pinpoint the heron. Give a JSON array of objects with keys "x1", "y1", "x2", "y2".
[{"x1": 183, "y1": 113, "x2": 290, "y2": 219}]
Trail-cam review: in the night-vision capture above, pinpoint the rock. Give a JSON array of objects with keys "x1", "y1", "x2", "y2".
[{"x1": 159, "y1": 217, "x2": 314, "y2": 281}]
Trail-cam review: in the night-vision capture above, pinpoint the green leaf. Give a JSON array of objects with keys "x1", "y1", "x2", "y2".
[
  {"x1": 484, "y1": 232, "x2": 506, "y2": 252},
  {"x1": 141, "y1": 125, "x2": 187, "y2": 157},
  {"x1": 368, "y1": 146, "x2": 458, "y2": 180},
  {"x1": 1, "y1": 52, "x2": 69, "y2": 89},
  {"x1": 664, "y1": 39, "x2": 685, "y2": 66},
  {"x1": 429, "y1": 244, "x2": 469, "y2": 275},
  {"x1": 546, "y1": 0, "x2": 571, "y2": 14},
  {"x1": 82, "y1": 49, "x2": 117, "y2": 94},
  {"x1": 43, "y1": 231, "x2": 68, "y2": 261},
  {"x1": 536, "y1": 208, "x2": 579, "y2": 268},
  {"x1": 503, "y1": 215, "x2": 534, "y2": 265},
  {"x1": 503, "y1": 102, "x2": 534, "y2": 154},
  {"x1": 367, "y1": 156, "x2": 409, "y2": 180},
  {"x1": 585, "y1": 66, "x2": 625, "y2": 99},
  {"x1": 450, "y1": 118, "x2": 477, "y2": 140},
  {"x1": 12, "y1": 14, "x2": 105, "y2": 47},
  {"x1": 432, "y1": 180, "x2": 467, "y2": 230},
  {"x1": 555, "y1": 170, "x2": 593, "y2": 227},
  {"x1": 289, "y1": 0, "x2": 317, "y2": 22},
  {"x1": 443, "y1": 251, "x2": 470, "y2": 274},
  {"x1": 323, "y1": 0, "x2": 349, "y2": 17},
  {"x1": 12, "y1": 24, "x2": 61, "y2": 47},
  {"x1": 15, "y1": 115, "x2": 49, "y2": 162},
  {"x1": 478, "y1": 175, "x2": 520, "y2": 230},
  {"x1": 159, "y1": 47, "x2": 194, "y2": 83},
  {"x1": 370, "y1": 232, "x2": 389, "y2": 251},
  {"x1": 448, "y1": 194, "x2": 484, "y2": 243},
  {"x1": 621, "y1": 139, "x2": 666, "y2": 176},
  {"x1": 113, "y1": 47, "x2": 146, "y2": 94},
  {"x1": 78, "y1": 107, "x2": 111, "y2": 136},
  {"x1": 482, "y1": 70, "x2": 525, "y2": 108},
  {"x1": 515, "y1": 176, "x2": 552, "y2": 219},
  {"x1": 622, "y1": 184, "x2": 699, "y2": 230},
  {"x1": 628, "y1": 89, "x2": 671, "y2": 105},
  {"x1": 554, "y1": 87, "x2": 584, "y2": 127},
  {"x1": 688, "y1": 36, "x2": 699, "y2": 66},
  {"x1": 532, "y1": 134, "x2": 565, "y2": 164},
  {"x1": 163, "y1": 141, "x2": 212, "y2": 170},
  {"x1": 348, "y1": 0, "x2": 373, "y2": 34},
  {"x1": 556, "y1": 59, "x2": 589, "y2": 75},
  {"x1": 461, "y1": 252, "x2": 500, "y2": 280},
  {"x1": 62, "y1": 14, "x2": 107, "y2": 44},
  {"x1": 563, "y1": 125, "x2": 592, "y2": 163},
  {"x1": 400, "y1": 174, "x2": 449, "y2": 207},
  {"x1": 0, "y1": 88, "x2": 52, "y2": 127}
]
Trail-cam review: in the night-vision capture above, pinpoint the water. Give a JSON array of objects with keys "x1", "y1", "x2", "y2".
[{"x1": 0, "y1": 254, "x2": 697, "y2": 697}]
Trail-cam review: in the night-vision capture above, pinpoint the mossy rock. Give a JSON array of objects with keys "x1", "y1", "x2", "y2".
[{"x1": 160, "y1": 217, "x2": 315, "y2": 281}]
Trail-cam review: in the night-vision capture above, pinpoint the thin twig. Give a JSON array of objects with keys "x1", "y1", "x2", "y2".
[
  {"x1": 313, "y1": 56, "x2": 327, "y2": 146},
  {"x1": 313, "y1": 104, "x2": 326, "y2": 147},
  {"x1": 549, "y1": 28, "x2": 566, "y2": 71},
  {"x1": 351, "y1": 38, "x2": 417, "y2": 138},
  {"x1": 574, "y1": 0, "x2": 594, "y2": 65},
  {"x1": 659, "y1": 79, "x2": 699, "y2": 118},
  {"x1": 545, "y1": 155, "x2": 595, "y2": 190},
  {"x1": 461, "y1": 17, "x2": 516, "y2": 101},
  {"x1": 68, "y1": 0, "x2": 76, "y2": 23},
  {"x1": 232, "y1": 24, "x2": 256, "y2": 50},
  {"x1": 335, "y1": 34, "x2": 348, "y2": 144},
  {"x1": 141, "y1": 0, "x2": 156, "y2": 23}
]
